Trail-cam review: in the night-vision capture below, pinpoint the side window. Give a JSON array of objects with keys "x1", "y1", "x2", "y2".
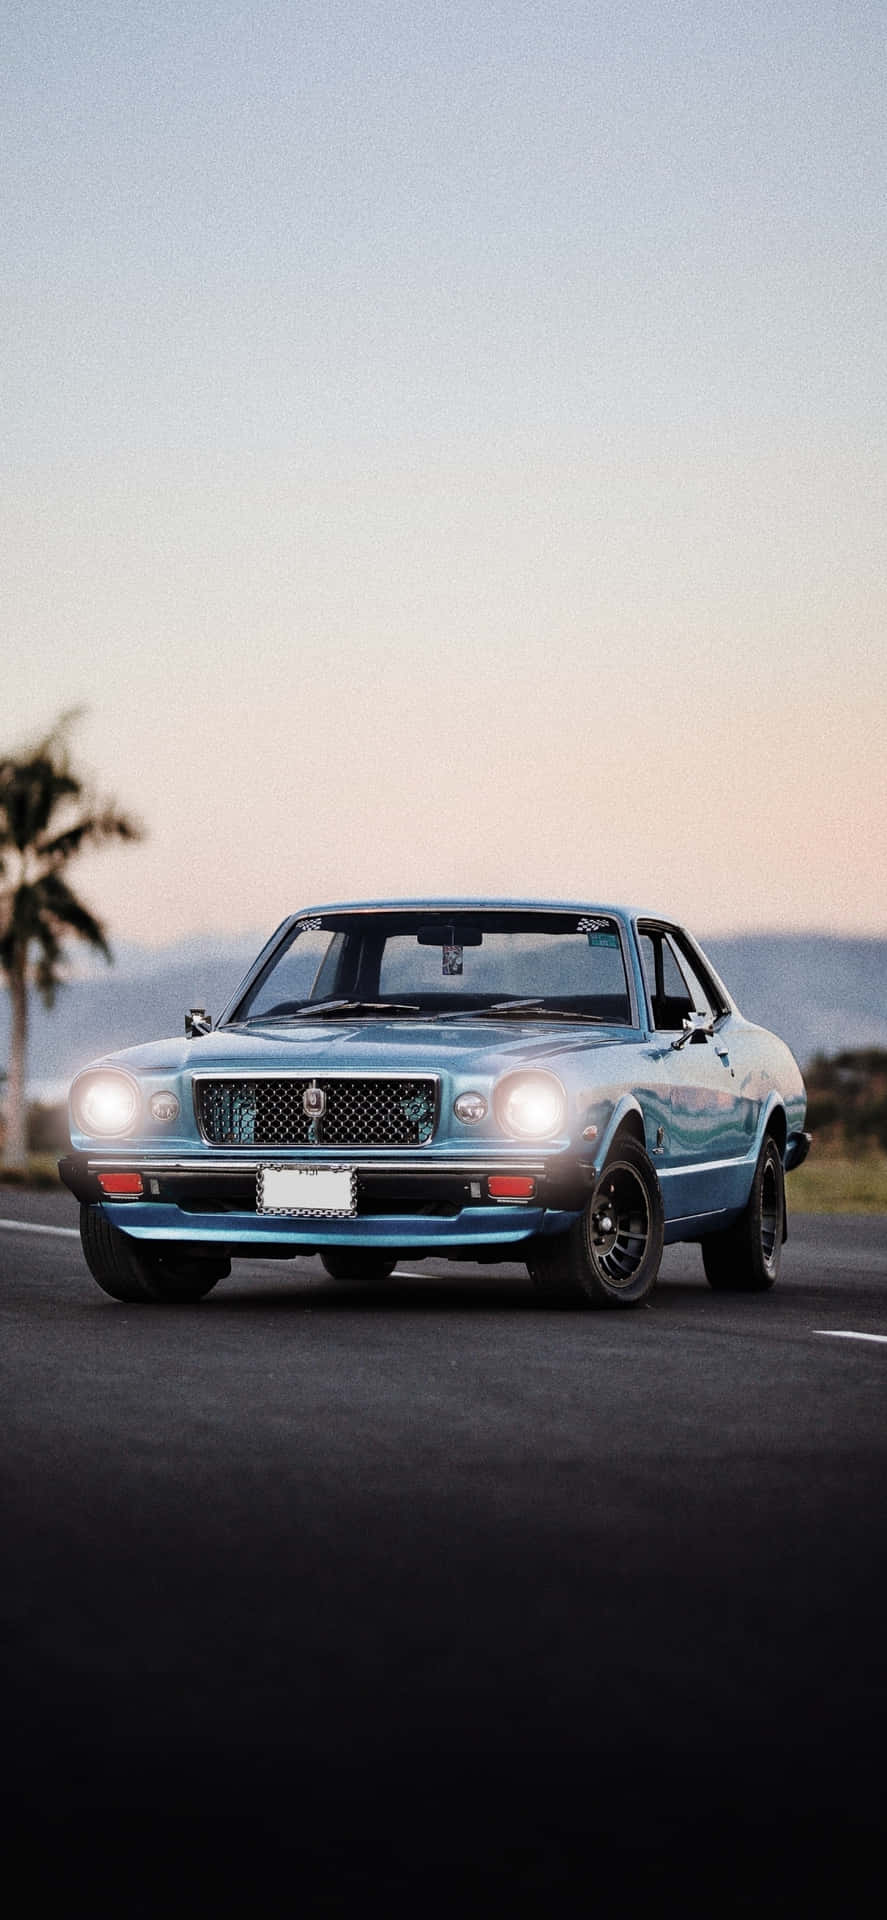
[
  {"x1": 639, "y1": 926, "x2": 713, "y2": 1031},
  {"x1": 639, "y1": 933, "x2": 657, "y2": 1003},
  {"x1": 662, "y1": 940, "x2": 691, "y2": 1003},
  {"x1": 668, "y1": 939, "x2": 715, "y2": 1020},
  {"x1": 670, "y1": 930, "x2": 727, "y2": 1019}
]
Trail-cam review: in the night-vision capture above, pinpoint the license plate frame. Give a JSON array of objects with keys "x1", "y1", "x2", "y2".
[{"x1": 257, "y1": 1164, "x2": 358, "y2": 1217}]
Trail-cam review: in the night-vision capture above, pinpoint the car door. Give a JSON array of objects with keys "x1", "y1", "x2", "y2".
[{"x1": 637, "y1": 923, "x2": 755, "y2": 1225}]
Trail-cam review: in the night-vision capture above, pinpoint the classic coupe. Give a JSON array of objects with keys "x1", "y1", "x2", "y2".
[{"x1": 59, "y1": 901, "x2": 810, "y2": 1307}]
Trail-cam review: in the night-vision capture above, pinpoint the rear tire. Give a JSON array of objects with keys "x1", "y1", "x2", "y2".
[
  {"x1": 80, "y1": 1205, "x2": 229, "y2": 1303},
  {"x1": 320, "y1": 1250, "x2": 398, "y2": 1282},
  {"x1": 527, "y1": 1140, "x2": 664, "y2": 1308},
  {"x1": 701, "y1": 1135, "x2": 784, "y2": 1292}
]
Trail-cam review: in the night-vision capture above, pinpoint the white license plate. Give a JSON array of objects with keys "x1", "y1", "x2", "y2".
[{"x1": 257, "y1": 1165, "x2": 357, "y2": 1216}]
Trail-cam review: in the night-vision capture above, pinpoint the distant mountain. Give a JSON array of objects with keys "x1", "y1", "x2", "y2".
[
  {"x1": 2, "y1": 930, "x2": 886, "y2": 1100},
  {"x1": 702, "y1": 936, "x2": 887, "y2": 1067},
  {"x1": 2, "y1": 933, "x2": 264, "y2": 1099}
]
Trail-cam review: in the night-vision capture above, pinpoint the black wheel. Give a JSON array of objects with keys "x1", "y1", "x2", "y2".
[
  {"x1": 701, "y1": 1135, "x2": 785, "y2": 1293},
  {"x1": 319, "y1": 1250, "x2": 399, "y2": 1282},
  {"x1": 80, "y1": 1205, "x2": 229, "y2": 1304},
  {"x1": 527, "y1": 1140, "x2": 664, "y2": 1308}
]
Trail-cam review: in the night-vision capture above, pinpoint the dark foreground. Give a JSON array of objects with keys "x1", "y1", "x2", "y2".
[{"x1": 2, "y1": 1189, "x2": 885, "y2": 1915}]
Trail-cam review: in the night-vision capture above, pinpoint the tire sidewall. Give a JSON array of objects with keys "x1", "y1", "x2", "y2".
[
  {"x1": 701, "y1": 1133, "x2": 786, "y2": 1292},
  {"x1": 80, "y1": 1204, "x2": 226, "y2": 1303},
  {"x1": 750, "y1": 1135, "x2": 785, "y2": 1288},
  {"x1": 578, "y1": 1141, "x2": 665, "y2": 1307}
]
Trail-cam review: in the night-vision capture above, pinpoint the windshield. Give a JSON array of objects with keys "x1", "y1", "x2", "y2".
[{"x1": 232, "y1": 910, "x2": 633, "y2": 1025}]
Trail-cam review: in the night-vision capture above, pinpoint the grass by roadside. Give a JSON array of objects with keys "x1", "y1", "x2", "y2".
[
  {"x1": 787, "y1": 1153, "x2": 887, "y2": 1214},
  {"x1": 0, "y1": 1154, "x2": 62, "y2": 1189}
]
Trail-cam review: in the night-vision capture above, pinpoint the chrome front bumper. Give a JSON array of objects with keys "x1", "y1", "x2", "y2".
[{"x1": 58, "y1": 1148, "x2": 594, "y2": 1253}]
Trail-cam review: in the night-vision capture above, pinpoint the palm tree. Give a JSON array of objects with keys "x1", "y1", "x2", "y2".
[{"x1": 0, "y1": 711, "x2": 144, "y2": 1173}]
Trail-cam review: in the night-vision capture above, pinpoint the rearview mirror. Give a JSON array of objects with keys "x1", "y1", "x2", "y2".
[{"x1": 416, "y1": 924, "x2": 483, "y2": 946}]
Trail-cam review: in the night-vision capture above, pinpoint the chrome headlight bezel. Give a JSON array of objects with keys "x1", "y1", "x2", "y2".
[
  {"x1": 493, "y1": 1070, "x2": 567, "y2": 1141},
  {"x1": 71, "y1": 1069, "x2": 141, "y2": 1139}
]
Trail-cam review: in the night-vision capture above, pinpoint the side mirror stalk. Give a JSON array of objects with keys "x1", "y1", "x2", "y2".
[
  {"x1": 672, "y1": 1012, "x2": 715, "y2": 1050},
  {"x1": 185, "y1": 1008, "x2": 212, "y2": 1038}
]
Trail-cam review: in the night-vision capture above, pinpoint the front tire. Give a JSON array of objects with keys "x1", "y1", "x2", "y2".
[
  {"x1": 527, "y1": 1140, "x2": 664, "y2": 1308},
  {"x1": 701, "y1": 1135, "x2": 785, "y2": 1292},
  {"x1": 320, "y1": 1250, "x2": 398, "y2": 1282},
  {"x1": 80, "y1": 1205, "x2": 229, "y2": 1303}
]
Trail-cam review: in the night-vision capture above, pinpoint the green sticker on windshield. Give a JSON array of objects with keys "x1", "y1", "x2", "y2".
[{"x1": 588, "y1": 932, "x2": 619, "y2": 948}]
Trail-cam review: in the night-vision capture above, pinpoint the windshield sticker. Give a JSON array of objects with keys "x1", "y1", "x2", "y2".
[
  {"x1": 577, "y1": 914, "x2": 619, "y2": 948},
  {"x1": 442, "y1": 945, "x2": 463, "y2": 976},
  {"x1": 295, "y1": 917, "x2": 323, "y2": 934}
]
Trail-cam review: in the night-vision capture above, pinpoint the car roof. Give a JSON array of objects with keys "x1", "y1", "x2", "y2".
[{"x1": 288, "y1": 899, "x2": 672, "y2": 921}]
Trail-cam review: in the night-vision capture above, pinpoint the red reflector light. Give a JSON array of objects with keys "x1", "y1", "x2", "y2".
[
  {"x1": 98, "y1": 1172, "x2": 143, "y2": 1196},
  {"x1": 488, "y1": 1175, "x2": 536, "y2": 1199}
]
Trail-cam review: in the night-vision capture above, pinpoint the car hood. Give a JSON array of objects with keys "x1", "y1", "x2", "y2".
[{"x1": 87, "y1": 1016, "x2": 633, "y2": 1081}]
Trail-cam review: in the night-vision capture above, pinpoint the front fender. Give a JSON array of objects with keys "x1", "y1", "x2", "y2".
[
  {"x1": 755, "y1": 1093, "x2": 787, "y2": 1164},
  {"x1": 594, "y1": 1094, "x2": 648, "y2": 1171}
]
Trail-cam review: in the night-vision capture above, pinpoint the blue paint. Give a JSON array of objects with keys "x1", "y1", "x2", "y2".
[{"x1": 64, "y1": 901, "x2": 807, "y2": 1259}]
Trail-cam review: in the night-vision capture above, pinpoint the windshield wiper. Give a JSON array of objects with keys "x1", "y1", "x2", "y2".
[
  {"x1": 250, "y1": 998, "x2": 422, "y2": 1022},
  {"x1": 437, "y1": 999, "x2": 606, "y2": 1023}
]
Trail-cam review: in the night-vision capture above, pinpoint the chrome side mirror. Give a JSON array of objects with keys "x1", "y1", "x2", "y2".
[
  {"x1": 671, "y1": 1011, "x2": 715, "y2": 1050},
  {"x1": 185, "y1": 1008, "x2": 212, "y2": 1038}
]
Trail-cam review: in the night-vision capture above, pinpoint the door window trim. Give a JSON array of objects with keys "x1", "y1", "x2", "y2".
[{"x1": 637, "y1": 921, "x2": 728, "y2": 1032}]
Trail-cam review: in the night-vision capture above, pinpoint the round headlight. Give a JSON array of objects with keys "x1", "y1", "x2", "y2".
[
  {"x1": 454, "y1": 1091, "x2": 487, "y2": 1124},
  {"x1": 72, "y1": 1072, "x2": 139, "y2": 1138},
  {"x1": 150, "y1": 1091, "x2": 180, "y2": 1123},
  {"x1": 495, "y1": 1071, "x2": 566, "y2": 1140}
]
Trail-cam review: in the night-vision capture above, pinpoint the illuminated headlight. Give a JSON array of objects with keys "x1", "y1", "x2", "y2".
[
  {"x1": 494, "y1": 1071, "x2": 566, "y2": 1140},
  {"x1": 72, "y1": 1071, "x2": 139, "y2": 1138}
]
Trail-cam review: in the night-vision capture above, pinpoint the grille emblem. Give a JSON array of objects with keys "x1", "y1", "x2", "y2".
[{"x1": 303, "y1": 1084, "x2": 326, "y2": 1118}]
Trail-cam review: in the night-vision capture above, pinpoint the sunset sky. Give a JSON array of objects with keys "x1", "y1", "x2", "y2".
[{"x1": 4, "y1": 1, "x2": 885, "y2": 945}]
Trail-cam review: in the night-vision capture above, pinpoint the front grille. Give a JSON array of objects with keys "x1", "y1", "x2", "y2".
[{"x1": 195, "y1": 1077, "x2": 437, "y2": 1148}]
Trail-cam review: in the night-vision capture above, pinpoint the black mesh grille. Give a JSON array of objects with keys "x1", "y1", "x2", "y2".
[{"x1": 195, "y1": 1077, "x2": 437, "y2": 1147}]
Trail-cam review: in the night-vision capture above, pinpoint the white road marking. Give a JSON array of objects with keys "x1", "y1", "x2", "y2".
[
  {"x1": 817, "y1": 1330, "x2": 887, "y2": 1346},
  {"x1": 0, "y1": 1217, "x2": 79, "y2": 1239}
]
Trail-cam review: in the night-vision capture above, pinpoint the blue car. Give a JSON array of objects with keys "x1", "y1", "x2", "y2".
[{"x1": 59, "y1": 901, "x2": 810, "y2": 1308}]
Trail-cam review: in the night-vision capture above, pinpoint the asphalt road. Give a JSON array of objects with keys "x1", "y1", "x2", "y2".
[{"x1": 2, "y1": 1185, "x2": 885, "y2": 1916}]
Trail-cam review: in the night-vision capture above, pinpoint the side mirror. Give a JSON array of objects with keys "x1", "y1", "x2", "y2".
[
  {"x1": 671, "y1": 1010, "x2": 715, "y2": 1051},
  {"x1": 185, "y1": 1008, "x2": 212, "y2": 1038}
]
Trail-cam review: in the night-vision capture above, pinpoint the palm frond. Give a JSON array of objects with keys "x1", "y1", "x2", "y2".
[
  {"x1": 0, "y1": 884, "x2": 52, "y2": 963},
  {"x1": 37, "y1": 803, "x2": 145, "y2": 864},
  {"x1": 0, "y1": 753, "x2": 82, "y2": 850},
  {"x1": 35, "y1": 869, "x2": 112, "y2": 959},
  {"x1": 35, "y1": 707, "x2": 88, "y2": 759},
  {"x1": 1, "y1": 874, "x2": 112, "y2": 982}
]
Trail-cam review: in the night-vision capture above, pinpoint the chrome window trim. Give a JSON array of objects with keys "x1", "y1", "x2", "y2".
[{"x1": 635, "y1": 917, "x2": 731, "y2": 1032}]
